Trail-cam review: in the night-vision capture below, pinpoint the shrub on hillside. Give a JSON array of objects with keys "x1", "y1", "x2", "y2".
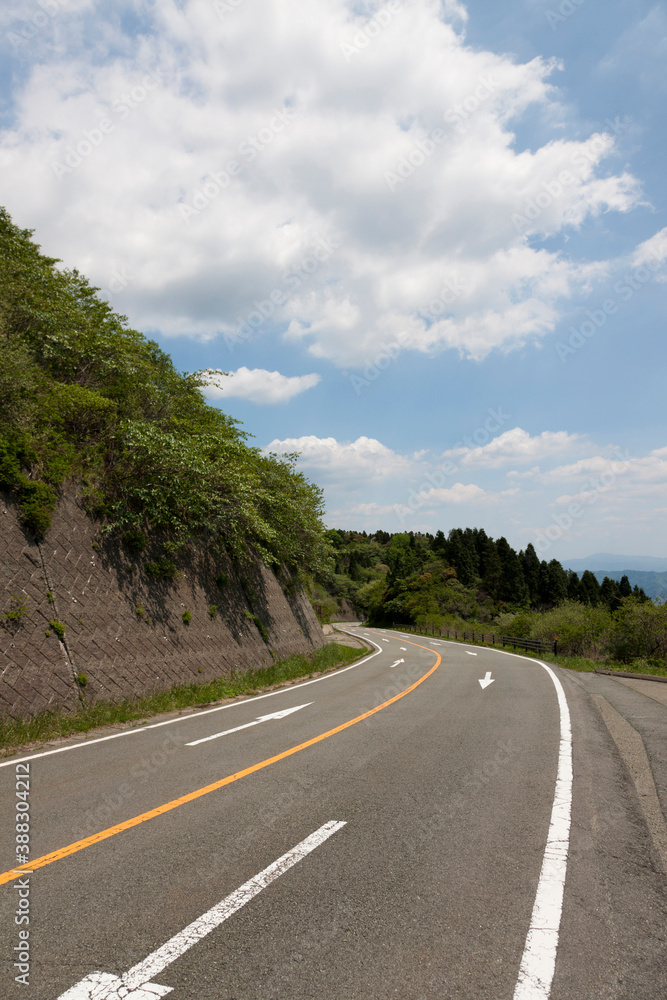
[
  {"x1": 606, "y1": 598, "x2": 667, "y2": 662},
  {"x1": 527, "y1": 601, "x2": 612, "y2": 657}
]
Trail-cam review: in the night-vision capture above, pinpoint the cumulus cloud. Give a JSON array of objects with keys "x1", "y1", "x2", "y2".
[
  {"x1": 335, "y1": 501, "x2": 399, "y2": 517},
  {"x1": 204, "y1": 367, "x2": 320, "y2": 404},
  {"x1": 0, "y1": 0, "x2": 643, "y2": 367},
  {"x1": 444, "y1": 427, "x2": 581, "y2": 468},
  {"x1": 507, "y1": 466, "x2": 541, "y2": 480},
  {"x1": 632, "y1": 227, "x2": 667, "y2": 281},
  {"x1": 264, "y1": 434, "x2": 419, "y2": 481},
  {"x1": 633, "y1": 227, "x2": 667, "y2": 266},
  {"x1": 417, "y1": 483, "x2": 489, "y2": 504},
  {"x1": 547, "y1": 447, "x2": 667, "y2": 488}
]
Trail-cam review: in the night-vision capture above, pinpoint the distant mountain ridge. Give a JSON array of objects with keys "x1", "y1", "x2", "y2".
[
  {"x1": 562, "y1": 553, "x2": 667, "y2": 573},
  {"x1": 586, "y1": 570, "x2": 667, "y2": 601}
]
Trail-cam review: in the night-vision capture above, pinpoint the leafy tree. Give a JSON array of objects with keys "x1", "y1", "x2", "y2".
[
  {"x1": 580, "y1": 570, "x2": 601, "y2": 605},
  {"x1": 447, "y1": 528, "x2": 479, "y2": 586},
  {"x1": 386, "y1": 532, "x2": 425, "y2": 580},
  {"x1": 497, "y1": 540, "x2": 528, "y2": 605},
  {"x1": 432, "y1": 529, "x2": 447, "y2": 557},
  {"x1": 481, "y1": 540, "x2": 503, "y2": 599},
  {"x1": 566, "y1": 570, "x2": 580, "y2": 601},
  {"x1": 600, "y1": 576, "x2": 622, "y2": 612},
  {"x1": 0, "y1": 206, "x2": 328, "y2": 576},
  {"x1": 520, "y1": 543, "x2": 542, "y2": 607},
  {"x1": 539, "y1": 560, "x2": 569, "y2": 608}
]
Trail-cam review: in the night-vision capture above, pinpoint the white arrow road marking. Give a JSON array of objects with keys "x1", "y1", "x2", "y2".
[
  {"x1": 1, "y1": 639, "x2": 381, "y2": 769},
  {"x1": 389, "y1": 659, "x2": 405, "y2": 669},
  {"x1": 56, "y1": 821, "x2": 347, "y2": 1000},
  {"x1": 466, "y1": 651, "x2": 477, "y2": 656},
  {"x1": 478, "y1": 671, "x2": 495, "y2": 689},
  {"x1": 400, "y1": 647, "x2": 407, "y2": 651},
  {"x1": 186, "y1": 703, "x2": 312, "y2": 746}
]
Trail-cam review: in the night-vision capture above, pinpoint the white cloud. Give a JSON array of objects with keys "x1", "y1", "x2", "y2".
[
  {"x1": 418, "y1": 483, "x2": 489, "y2": 504},
  {"x1": 545, "y1": 447, "x2": 667, "y2": 500},
  {"x1": 264, "y1": 434, "x2": 418, "y2": 481},
  {"x1": 545, "y1": 454, "x2": 631, "y2": 481},
  {"x1": 204, "y1": 367, "x2": 320, "y2": 404},
  {"x1": 334, "y1": 501, "x2": 399, "y2": 517},
  {"x1": 0, "y1": 0, "x2": 643, "y2": 367},
  {"x1": 444, "y1": 427, "x2": 581, "y2": 468},
  {"x1": 632, "y1": 227, "x2": 667, "y2": 281},
  {"x1": 507, "y1": 466, "x2": 541, "y2": 480}
]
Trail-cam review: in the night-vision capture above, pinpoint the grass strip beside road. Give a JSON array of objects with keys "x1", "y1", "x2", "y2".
[
  {"x1": 0, "y1": 643, "x2": 365, "y2": 757},
  {"x1": 382, "y1": 626, "x2": 667, "y2": 678}
]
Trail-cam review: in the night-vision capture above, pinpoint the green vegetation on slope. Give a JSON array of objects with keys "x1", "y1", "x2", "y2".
[
  {"x1": 312, "y1": 528, "x2": 661, "y2": 667},
  {"x1": 315, "y1": 528, "x2": 648, "y2": 622},
  {"x1": 0, "y1": 642, "x2": 364, "y2": 755},
  {"x1": 0, "y1": 207, "x2": 328, "y2": 577}
]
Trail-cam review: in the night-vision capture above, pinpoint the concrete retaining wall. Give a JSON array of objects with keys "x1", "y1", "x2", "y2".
[{"x1": 0, "y1": 488, "x2": 324, "y2": 719}]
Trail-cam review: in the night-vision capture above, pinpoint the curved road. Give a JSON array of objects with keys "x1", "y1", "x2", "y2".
[{"x1": 1, "y1": 627, "x2": 665, "y2": 998}]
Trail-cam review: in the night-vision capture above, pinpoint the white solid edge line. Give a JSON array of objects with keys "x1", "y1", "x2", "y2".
[
  {"x1": 0, "y1": 632, "x2": 382, "y2": 768},
  {"x1": 511, "y1": 657, "x2": 572, "y2": 1000},
  {"x1": 123, "y1": 820, "x2": 346, "y2": 989},
  {"x1": 392, "y1": 630, "x2": 572, "y2": 1000}
]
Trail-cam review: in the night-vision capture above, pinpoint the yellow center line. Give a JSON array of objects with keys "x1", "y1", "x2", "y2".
[{"x1": 1, "y1": 641, "x2": 439, "y2": 885}]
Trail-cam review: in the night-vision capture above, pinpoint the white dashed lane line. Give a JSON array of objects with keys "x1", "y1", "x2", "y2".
[{"x1": 57, "y1": 821, "x2": 347, "y2": 1000}]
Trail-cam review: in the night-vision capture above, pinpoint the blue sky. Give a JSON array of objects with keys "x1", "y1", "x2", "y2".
[{"x1": 2, "y1": 0, "x2": 666, "y2": 559}]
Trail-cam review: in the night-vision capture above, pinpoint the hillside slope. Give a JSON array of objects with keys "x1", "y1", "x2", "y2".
[{"x1": 0, "y1": 207, "x2": 328, "y2": 719}]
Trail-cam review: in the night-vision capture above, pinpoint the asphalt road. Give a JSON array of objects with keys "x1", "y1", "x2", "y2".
[{"x1": 1, "y1": 627, "x2": 666, "y2": 999}]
